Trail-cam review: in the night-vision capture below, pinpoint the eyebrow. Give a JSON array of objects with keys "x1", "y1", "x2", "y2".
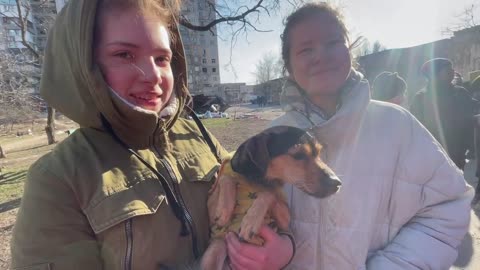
[
  {"x1": 105, "y1": 41, "x2": 172, "y2": 54},
  {"x1": 297, "y1": 40, "x2": 313, "y2": 48},
  {"x1": 297, "y1": 33, "x2": 345, "y2": 47},
  {"x1": 105, "y1": 41, "x2": 139, "y2": 48}
]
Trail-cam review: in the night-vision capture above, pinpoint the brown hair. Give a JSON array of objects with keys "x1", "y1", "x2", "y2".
[
  {"x1": 281, "y1": 2, "x2": 354, "y2": 75},
  {"x1": 94, "y1": 0, "x2": 182, "y2": 44},
  {"x1": 97, "y1": 0, "x2": 181, "y2": 20}
]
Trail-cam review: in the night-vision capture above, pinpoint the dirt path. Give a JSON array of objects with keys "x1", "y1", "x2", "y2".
[{"x1": 0, "y1": 209, "x2": 17, "y2": 270}]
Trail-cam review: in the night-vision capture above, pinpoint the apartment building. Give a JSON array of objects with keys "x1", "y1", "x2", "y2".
[{"x1": 179, "y1": 0, "x2": 221, "y2": 94}]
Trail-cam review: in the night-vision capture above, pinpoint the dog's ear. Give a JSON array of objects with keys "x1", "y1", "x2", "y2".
[
  {"x1": 231, "y1": 132, "x2": 271, "y2": 180},
  {"x1": 266, "y1": 126, "x2": 309, "y2": 157},
  {"x1": 231, "y1": 126, "x2": 308, "y2": 180}
]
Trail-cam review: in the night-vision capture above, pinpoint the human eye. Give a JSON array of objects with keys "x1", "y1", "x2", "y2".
[
  {"x1": 298, "y1": 47, "x2": 313, "y2": 55},
  {"x1": 155, "y1": 55, "x2": 171, "y2": 66},
  {"x1": 113, "y1": 51, "x2": 134, "y2": 60},
  {"x1": 327, "y1": 38, "x2": 345, "y2": 47}
]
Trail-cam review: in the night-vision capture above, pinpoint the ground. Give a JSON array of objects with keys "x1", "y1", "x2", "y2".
[{"x1": 0, "y1": 105, "x2": 479, "y2": 269}]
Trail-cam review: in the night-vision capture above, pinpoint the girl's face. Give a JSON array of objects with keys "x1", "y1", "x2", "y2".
[
  {"x1": 95, "y1": 9, "x2": 174, "y2": 112},
  {"x1": 288, "y1": 14, "x2": 351, "y2": 98}
]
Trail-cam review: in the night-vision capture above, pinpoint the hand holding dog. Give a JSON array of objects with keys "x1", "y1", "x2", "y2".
[{"x1": 226, "y1": 225, "x2": 293, "y2": 270}]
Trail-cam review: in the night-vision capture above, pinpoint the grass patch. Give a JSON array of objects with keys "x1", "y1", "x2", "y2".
[
  {"x1": 201, "y1": 118, "x2": 232, "y2": 128},
  {"x1": 0, "y1": 135, "x2": 21, "y2": 145},
  {"x1": 0, "y1": 168, "x2": 27, "y2": 205}
]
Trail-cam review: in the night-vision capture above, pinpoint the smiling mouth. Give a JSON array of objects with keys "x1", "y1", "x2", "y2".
[
  {"x1": 131, "y1": 93, "x2": 161, "y2": 100},
  {"x1": 128, "y1": 94, "x2": 163, "y2": 108},
  {"x1": 310, "y1": 67, "x2": 337, "y2": 76}
]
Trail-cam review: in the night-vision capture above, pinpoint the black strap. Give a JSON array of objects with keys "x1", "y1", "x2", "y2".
[
  {"x1": 186, "y1": 107, "x2": 223, "y2": 163},
  {"x1": 99, "y1": 116, "x2": 191, "y2": 237}
]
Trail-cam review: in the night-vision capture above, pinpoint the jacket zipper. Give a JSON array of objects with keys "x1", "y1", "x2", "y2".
[
  {"x1": 124, "y1": 219, "x2": 133, "y2": 270},
  {"x1": 158, "y1": 158, "x2": 200, "y2": 259}
]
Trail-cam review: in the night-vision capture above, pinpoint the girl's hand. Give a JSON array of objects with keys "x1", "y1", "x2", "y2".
[{"x1": 226, "y1": 225, "x2": 294, "y2": 270}]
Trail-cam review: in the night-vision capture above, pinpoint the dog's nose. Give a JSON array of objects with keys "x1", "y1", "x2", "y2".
[
  {"x1": 325, "y1": 176, "x2": 342, "y2": 192},
  {"x1": 328, "y1": 176, "x2": 342, "y2": 187}
]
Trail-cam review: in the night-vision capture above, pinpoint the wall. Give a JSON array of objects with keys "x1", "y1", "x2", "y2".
[{"x1": 358, "y1": 25, "x2": 480, "y2": 101}]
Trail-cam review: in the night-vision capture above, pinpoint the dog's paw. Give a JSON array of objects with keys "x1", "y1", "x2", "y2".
[
  {"x1": 214, "y1": 176, "x2": 238, "y2": 226},
  {"x1": 215, "y1": 208, "x2": 233, "y2": 227},
  {"x1": 238, "y1": 212, "x2": 263, "y2": 242}
]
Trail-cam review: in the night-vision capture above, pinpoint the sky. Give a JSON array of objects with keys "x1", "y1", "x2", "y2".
[{"x1": 217, "y1": 0, "x2": 479, "y2": 84}]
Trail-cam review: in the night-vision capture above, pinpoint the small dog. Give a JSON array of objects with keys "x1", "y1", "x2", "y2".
[{"x1": 201, "y1": 126, "x2": 341, "y2": 270}]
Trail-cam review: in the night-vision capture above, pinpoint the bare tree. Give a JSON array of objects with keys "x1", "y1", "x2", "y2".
[
  {"x1": 253, "y1": 52, "x2": 282, "y2": 84},
  {"x1": 371, "y1": 41, "x2": 386, "y2": 54},
  {"x1": 0, "y1": 51, "x2": 40, "y2": 157},
  {"x1": 180, "y1": 0, "x2": 305, "y2": 32},
  {"x1": 178, "y1": 0, "x2": 305, "y2": 78},
  {"x1": 353, "y1": 38, "x2": 386, "y2": 57},
  {"x1": 443, "y1": 1, "x2": 479, "y2": 35},
  {"x1": 4, "y1": 0, "x2": 57, "y2": 144}
]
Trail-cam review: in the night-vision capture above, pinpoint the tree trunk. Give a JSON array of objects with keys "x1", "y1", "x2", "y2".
[
  {"x1": 0, "y1": 144, "x2": 6, "y2": 159},
  {"x1": 45, "y1": 106, "x2": 56, "y2": 145}
]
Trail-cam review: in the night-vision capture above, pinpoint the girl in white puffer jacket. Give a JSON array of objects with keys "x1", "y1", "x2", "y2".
[{"x1": 271, "y1": 3, "x2": 474, "y2": 269}]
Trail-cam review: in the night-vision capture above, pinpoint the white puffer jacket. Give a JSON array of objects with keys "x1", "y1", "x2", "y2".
[{"x1": 270, "y1": 76, "x2": 474, "y2": 270}]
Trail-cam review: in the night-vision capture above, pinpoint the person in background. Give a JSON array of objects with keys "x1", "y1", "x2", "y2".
[
  {"x1": 270, "y1": 3, "x2": 473, "y2": 269},
  {"x1": 410, "y1": 58, "x2": 477, "y2": 170},
  {"x1": 453, "y1": 71, "x2": 465, "y2": 87},
  {"x1": 470, "y1": 75, "x2": 480, "y2": 203},
  {"x1": 371, "y1": 71, "x2": 407, "y2": 106}
]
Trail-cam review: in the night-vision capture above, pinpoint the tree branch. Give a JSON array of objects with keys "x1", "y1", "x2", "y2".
[
  {"x1": 14, "y1": 0, "x2": 40, "y2": 59},
  {"x1": 180, "y1": 0, "x2": 266, "y2": 31}
]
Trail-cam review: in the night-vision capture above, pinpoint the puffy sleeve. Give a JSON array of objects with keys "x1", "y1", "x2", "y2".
[{"x1": 367, "y1": 112, "x2": 474, "y2": 269}]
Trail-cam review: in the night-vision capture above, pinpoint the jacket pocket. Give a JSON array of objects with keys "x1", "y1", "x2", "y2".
[
  {"x1": 84, "y1": 170, "x2": 166, "y2": 234},
  {"x1": 176, "y1": 150, "x2": 220, "y2": 182}
]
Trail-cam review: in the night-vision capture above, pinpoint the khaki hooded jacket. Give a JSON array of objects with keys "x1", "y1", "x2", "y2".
[{"x1": 11, "y1": 1, "x2": 228, "y2": 269}]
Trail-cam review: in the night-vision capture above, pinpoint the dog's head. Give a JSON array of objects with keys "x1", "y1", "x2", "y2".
[{"x1": 231, "y1": 126, "x2": 341, "y2": 198}]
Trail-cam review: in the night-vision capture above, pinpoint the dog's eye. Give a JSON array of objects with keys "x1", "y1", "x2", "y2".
[{"x1": 292, "y1": 152, "x2": 308, "y2": 160}]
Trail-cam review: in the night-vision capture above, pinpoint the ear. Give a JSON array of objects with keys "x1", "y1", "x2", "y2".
[{"x1": 231, "y1": 132, "x2": 271, "y2": 180}]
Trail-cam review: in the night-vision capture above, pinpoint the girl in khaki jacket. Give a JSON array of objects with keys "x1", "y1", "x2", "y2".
[{"x1": 11, "y1": 0, "x2": 293, "y2": 269}]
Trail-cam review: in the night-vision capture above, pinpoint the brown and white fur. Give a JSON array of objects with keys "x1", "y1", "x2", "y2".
[{"x1": 201, "y1": 126, "x2": 341, "y2": 270}]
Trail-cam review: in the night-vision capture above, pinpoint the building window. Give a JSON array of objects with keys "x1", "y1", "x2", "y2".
[
  {"x1": 194, "y1": 66, "x2": 200, "y2": 72},
  {"x1": 212, "y1": 68, "x2": 216, "y2": 73},
  {"x1": 211, "y1": 58, "x2": 216, "y2": 63},
  {"x1": 202, "y1": 58, "x2": 206, "y2": 64},
  {"x1": 202, "y1": 67, "x2": 207, "y2": 73}
]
